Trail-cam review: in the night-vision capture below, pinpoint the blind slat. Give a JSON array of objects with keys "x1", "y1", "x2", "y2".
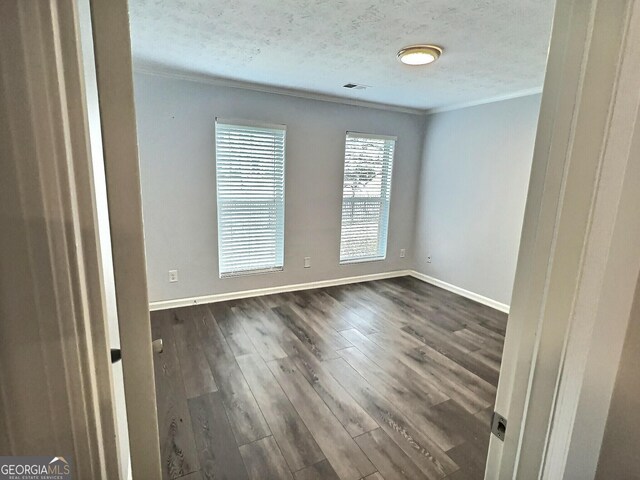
[
  {"x1": 339, "y1": 134, "x2": 395, "y2": 263},
  {"x1": 216, "y1": 120, "x2": 286, "y2": 276}
]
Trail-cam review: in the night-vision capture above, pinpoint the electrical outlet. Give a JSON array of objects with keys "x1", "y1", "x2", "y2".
[
  {"x1": 400, "y1": 249, "x2": 406, "y2": 258},
  {"x1": 304, "y1": 257, "x2": 311, "y2": 268},
  {"x1": 427, "y1": 255, "x2": 432, "y2": 263},
  {"x1": 168, "y1": 269, "x2": 178, "y2": 283}
]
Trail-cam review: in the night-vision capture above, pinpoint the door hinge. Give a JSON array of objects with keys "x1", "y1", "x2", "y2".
[{"x1": 491, "y1": 411, "x2": 507, "y2": 441}]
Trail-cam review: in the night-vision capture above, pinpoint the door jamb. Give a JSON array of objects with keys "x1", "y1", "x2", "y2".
[
  {"x1": 89, "y1": 0, "x2": 162, "y2": 477},
  {"x1": 487, "y1": 0, "x2": 640, "y2": 478}
]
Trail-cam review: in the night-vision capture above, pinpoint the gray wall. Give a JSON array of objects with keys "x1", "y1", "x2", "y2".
[
  {"x1": 596, "y1": 273, "x2": 640, "y2": 480},
  {"x1": 134, "y1": 73, "x2": 424, "y2": 302},
  {"x1": 413, "y1": 94, "x2": 541, "y2": 306}
]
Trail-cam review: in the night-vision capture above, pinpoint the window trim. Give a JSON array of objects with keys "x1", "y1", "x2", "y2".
[
  {"x1": 339, "y1": 131, "x2": 397, "y2": 265},
  {"x1": 215, "y1": 117, "x2": 287, "y2": 278}
]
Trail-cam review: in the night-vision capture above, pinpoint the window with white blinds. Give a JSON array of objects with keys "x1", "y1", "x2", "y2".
[
  {"x1": 215, "y1": 119, "x2": 286, "y2": 277},
  {"x1": 339, "y1": 132, "x2": 396, "y2": 264}
]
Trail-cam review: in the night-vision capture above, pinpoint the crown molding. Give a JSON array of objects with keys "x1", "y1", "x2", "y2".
[
  {"x1": 133, "y1": 64, "x2": 426, "y2": 116},
  {"x1": 133, "y1": 63, "x2": 543, "y2": 119},
  {"x1": 425, "y1": 87, "x2": 543, "y2": 115}
]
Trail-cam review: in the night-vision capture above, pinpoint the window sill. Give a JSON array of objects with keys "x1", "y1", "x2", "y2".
[
  {"x1": 339, "y1": 257, "x2": 386, "y2": 265},
  {"x1": 220, "y1": 267, "x2": 283, "y2": 279}
]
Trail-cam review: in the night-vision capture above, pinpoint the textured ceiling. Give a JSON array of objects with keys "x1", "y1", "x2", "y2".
[{"x1": 129, "y1": 0, "x2": 556, "y2": 110}]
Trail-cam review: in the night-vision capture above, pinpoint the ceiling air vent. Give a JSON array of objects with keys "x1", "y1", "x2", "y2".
[{"x1": 343, "y1": 83, "x2": 368, "y2": 90}]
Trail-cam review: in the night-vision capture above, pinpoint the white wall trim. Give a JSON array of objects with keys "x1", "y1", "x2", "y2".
[
  {"x1": 426, "y1": 88, "x2": 543, "y2": 115},
  {"x1": 149, "y1": 268, "x2": 510, "y2": 314},
  {"x1": 409, "y1": 271, "x2": 511, "y2": 313},
  {"x1": 135, "y1": 64, "x2": 544, "y2": 118},
  {"x1": 133, "y1": 65, "x2": 426, "y2": 116},
  {"x1": 149, "y1": 270, "x2": 412, "y2": 311},
  {"x1": 541, "y1": 0, "x2": 640, "y2": 476}
]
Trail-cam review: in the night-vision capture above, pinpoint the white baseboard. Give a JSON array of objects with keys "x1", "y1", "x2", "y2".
[
  {"x1": 148, "y1": 269, "x2": 510, "y2": 314},
  {"x1": 408, "y1": 270, "x2": 510, "y2": 313},
  {"x1": 149, "y1": 270, "x2": 412, "y2": 311}
]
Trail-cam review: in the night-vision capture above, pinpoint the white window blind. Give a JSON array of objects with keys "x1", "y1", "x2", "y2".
[
  {"x1": 215, "y1": 119, "x2": 286, "y2": 277},
  {"x1": 339, "y1": 132, "x2": 396, "y2": 264}
]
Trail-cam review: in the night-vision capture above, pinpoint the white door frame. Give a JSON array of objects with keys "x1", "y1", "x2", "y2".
[
  {"x1": 542, "y1": 0, "x2": 640, "y2": 476},
  {"x1": 487, "y1": 0, "x2": 640, "y2": 478},
  {"x1": 0, "y1": 0, "x2": 121, "y2": 476},
  {"x1": 1, "y1": 0, "x2": 162, "y2": 477},
  {"x1": 88, "y1": 0, "x2": 163, "y2": 478}
]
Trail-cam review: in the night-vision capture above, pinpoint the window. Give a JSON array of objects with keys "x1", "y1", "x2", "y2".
[
  {"x1": 215, "y1": 119, "x2": 286, "y2": 277},
  {"x1": 339, "y1": 132, "x2": 396, "y2": 264}
]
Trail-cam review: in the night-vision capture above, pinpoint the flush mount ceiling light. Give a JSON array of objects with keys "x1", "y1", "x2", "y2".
[{"x1": 397, "y1": 45, "x2": 443, "y2": 66}]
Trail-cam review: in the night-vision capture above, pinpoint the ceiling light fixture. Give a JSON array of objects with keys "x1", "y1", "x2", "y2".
[{"x1": 397, "y1": 45, "x2": 443, "y2": 66}]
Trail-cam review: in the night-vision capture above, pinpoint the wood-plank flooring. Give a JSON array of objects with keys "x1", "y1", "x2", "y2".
[{"x1": 150, "y1": 276, "x2": 507, "y2": 480}]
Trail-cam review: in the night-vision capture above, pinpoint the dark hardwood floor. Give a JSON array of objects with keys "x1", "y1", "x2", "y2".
[{"x1": 150, "y1": 276, "x2": 507, "y2": 480}]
